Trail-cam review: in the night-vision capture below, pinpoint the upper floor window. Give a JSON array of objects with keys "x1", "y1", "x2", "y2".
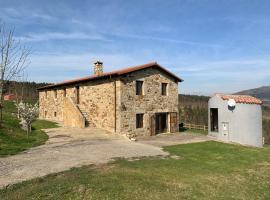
[
  {"x1": 136, "y1": 113, "x2": 144, "y2": 128},
  {"x1": 136, "y1": 80, "x2": 144, "y2": 95},
  {"x1": 161, "y1": 83, "x2": 168, "y2": 96},
  {"x1": 54, "y1": 89, "x2": 57, "y2": 98},
  {"x1": 63, "y1": 88, "x2": 66, "y2": 97}
]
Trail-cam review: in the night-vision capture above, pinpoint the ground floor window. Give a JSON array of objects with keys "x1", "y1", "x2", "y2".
[
  {"x1": 54, "y1": 112, "x2": 57, "y2": 117},
  {"x1": 136, "y1": 113, "x2": 144, "y2": 128}
]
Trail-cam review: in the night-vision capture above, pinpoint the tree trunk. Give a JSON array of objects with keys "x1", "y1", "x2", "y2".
[
  {"x1": 27, "y1": 125, "x2": 29, "y2": 139},
  {"x1": 0, "y1": 79, "x2": 4, "y2": 126}
]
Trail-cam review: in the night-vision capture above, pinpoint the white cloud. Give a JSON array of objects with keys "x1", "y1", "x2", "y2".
[
  {"x1": 110, "y1": 32, "x2": 222, "y2": 48},
  {"x1": 27, "y1": 52, "x2": 143, "y2": 82},
  {"x1": 16, "y1": 32, "x2": 110, "y2": 42}
]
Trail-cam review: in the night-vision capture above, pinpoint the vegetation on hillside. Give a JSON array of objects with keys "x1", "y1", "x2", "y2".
[
  {"x1": 178, "y1": 94, "x2": 209, "y2": 126},
  {"x1": 235, "y1": 85, "x2": 270, "y2": 106},
  {"x1": 0, "y1": 101, "x2": 58, "y2": 156},
  {"x1": 1, "y1": 141, "x2": 270, "y2": 200},
  {"x1": 3, "y1": 81, "x2": 50, "y2": 102}
]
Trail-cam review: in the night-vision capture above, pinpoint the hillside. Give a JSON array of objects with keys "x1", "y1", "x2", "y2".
[
  {"x1": 3, "y1": 81, "x2": 50, "y2": 102},
  {"x1": 178, "y1": 94, "x2": 209, "y2": 126},
  {"x1": 235, "y1": 86, "x2": 270, "y2": 106}
]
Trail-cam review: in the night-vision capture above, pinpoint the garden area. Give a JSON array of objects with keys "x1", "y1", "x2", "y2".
[{"x1": 0, "y1": 101, "x2": 58, "y2": 156}]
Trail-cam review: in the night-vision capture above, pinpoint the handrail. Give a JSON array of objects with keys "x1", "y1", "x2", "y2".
[{"x1": 183, "y1": 122, "x2": 208, "y2": 131}]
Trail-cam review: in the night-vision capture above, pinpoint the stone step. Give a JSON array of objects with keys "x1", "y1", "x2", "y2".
[{"x1": 76, "y1": 105, "x2": 91, "y2": 125}]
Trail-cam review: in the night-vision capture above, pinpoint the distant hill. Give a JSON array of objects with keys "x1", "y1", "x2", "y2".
[
  {"x1": 3, "y1": 81, "x2": 50, "y2": 102},
  {"x1": 235, "y1": 86, "x2": 270, "y2": 106}
]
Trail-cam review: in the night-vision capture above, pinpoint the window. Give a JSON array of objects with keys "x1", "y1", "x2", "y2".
[
  {"x1": 45, "y1": 111, "x2": 47, "y2": 117},
  {"x1": 75, "y1": 86, "x2": 80, "y2": 104},
  {"x1": 63, "y1": 88, "x2": 66, "y2": 97},
  {"x1": 54, "y1": 112, "x2": 57, "y2": 117},
  {"x1": 136, "y1": 81, "x2": 143, "y2": 95},
  {"x1": 54, "y1": 90, "x2": 57, "y2": 98},
  {"x1": 161, "y1": 83, "x2": 168, "y2": 96},
  {"x1": 136, "y1": 113, "x2": 144, "y2": 128}
]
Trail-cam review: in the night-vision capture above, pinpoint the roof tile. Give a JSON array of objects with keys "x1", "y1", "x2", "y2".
[{"x1": 216, "y1": 94, "x2": 263, "y2": 105}]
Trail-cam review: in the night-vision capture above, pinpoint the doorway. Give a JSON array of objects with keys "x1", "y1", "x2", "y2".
[
  {"x1": 75, "y1": 86, "x2": 80, "y2": 104},
  {"x1": 155, "y1": 113, "x2": 168, "y2": 134},
  {"x1": 210, "y1": 108, "x2": 218, "y2": 132}
]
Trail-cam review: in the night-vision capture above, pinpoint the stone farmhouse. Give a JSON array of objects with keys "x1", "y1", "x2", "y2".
[{"x1": 38, "y1": 61, "x2": 183, "y2": 137}]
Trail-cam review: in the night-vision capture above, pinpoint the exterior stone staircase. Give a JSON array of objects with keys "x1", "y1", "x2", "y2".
[{"x1": 77, "y1": 105, "x2": 90, "y2": 126}]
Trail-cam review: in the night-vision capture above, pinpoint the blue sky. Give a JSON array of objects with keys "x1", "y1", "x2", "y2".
[{"x1": 0, "y1": 0, "x2": 270, "y2": 95}]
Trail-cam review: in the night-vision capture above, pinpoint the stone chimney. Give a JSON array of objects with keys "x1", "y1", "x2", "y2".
[{"x1": 93, "y1": 60, "x2": 103, "y2": 76}]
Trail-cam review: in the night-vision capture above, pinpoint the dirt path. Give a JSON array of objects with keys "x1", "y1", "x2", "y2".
[{"x1": 0, "y1": 127, "x2": 210, "y2": 188}]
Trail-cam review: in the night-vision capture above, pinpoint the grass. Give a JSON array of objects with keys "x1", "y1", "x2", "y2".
[
  {"x1": 0, "y1": 101, "x2": 58, "y2": 156},
  {"x1": 1, "y1": 141, "x2": 270, "y2": 200}
]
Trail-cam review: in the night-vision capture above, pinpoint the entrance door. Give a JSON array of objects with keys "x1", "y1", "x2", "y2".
[
  {"x1": 155, "y1": 113, "x2": 167, "y2": 134},
  {"x1": 210, "y1": 108, "x2": 218, "y2": 132}
]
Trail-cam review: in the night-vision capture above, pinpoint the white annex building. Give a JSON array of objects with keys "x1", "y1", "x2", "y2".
[{"x1": 208, "y1": 94, "x2": 263, "y2": 147}]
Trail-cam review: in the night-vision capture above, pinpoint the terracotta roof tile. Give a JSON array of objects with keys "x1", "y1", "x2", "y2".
[
  {"x1": 216, "y1": 94, "x2": 263, "y2": 105},
  {"x1": 38, "y1": 62, "x2": 183, "y2": 90}
]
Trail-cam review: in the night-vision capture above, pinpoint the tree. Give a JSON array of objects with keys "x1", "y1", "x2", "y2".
[
  {"x1": 0, "y1": 23, "x2": 30, "y2": 123},
  {"x1": 16, "y1": 102, "x2": 39, "y2": 138}
]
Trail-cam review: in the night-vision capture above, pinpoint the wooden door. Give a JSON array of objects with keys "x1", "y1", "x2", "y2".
[{"x1": 170, "y1": 112, "x2": 178, "y2": 133}]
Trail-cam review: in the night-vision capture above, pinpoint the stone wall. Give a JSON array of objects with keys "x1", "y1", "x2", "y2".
[
  {"x1": 63, "y1": 97, "x2": 85, "y2": 128},
  {"x1": 78, "y1": 79, "x2": 116, "y2": 132},
  {"x1": 39, "y1": 79, "x2": 116, "y2": 133},
  {"x1": 39, "y1": 67, "x2": 179, "y2": 136},
  {"x1": 118, "y1": 68, "x2": 179, "y2": 136}
]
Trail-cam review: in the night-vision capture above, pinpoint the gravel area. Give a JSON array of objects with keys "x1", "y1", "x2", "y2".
[{"x1": 0, "y1": 127, "x2": 210, "y2": 188}]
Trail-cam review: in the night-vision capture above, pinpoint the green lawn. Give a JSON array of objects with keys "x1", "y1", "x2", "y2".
[
  {"x1": 1, "y1": 141, "x2": 270, "y2": 200},
  {"x1": 0, "y1": 101, "x2": 58, "y2": 156}
]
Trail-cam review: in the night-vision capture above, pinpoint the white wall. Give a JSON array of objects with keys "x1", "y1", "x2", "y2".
[{"x1": 208, "y1": 96, "x2": 263, "y2": 147}]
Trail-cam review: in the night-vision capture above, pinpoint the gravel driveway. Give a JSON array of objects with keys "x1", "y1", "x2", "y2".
[{"x1": 0, "y1": 127, "x2": 210, "y2": 188}]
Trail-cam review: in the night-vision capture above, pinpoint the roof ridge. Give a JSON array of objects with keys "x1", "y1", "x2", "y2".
[{"x1": 38, "y1": 62, "x2": 182, "y2": 90}]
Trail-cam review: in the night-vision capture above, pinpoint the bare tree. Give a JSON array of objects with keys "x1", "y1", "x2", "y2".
[{"x1": 0, "y1": 23, "x2": 30, "y2": 123}]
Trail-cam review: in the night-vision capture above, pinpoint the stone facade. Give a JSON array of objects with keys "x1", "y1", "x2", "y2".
[
  {"x1": 118, "y1": 68, "x2": 179, "y2": 136},
  {"x1": 39, "y1": 67, "x2": 179, "y2": 136}
]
